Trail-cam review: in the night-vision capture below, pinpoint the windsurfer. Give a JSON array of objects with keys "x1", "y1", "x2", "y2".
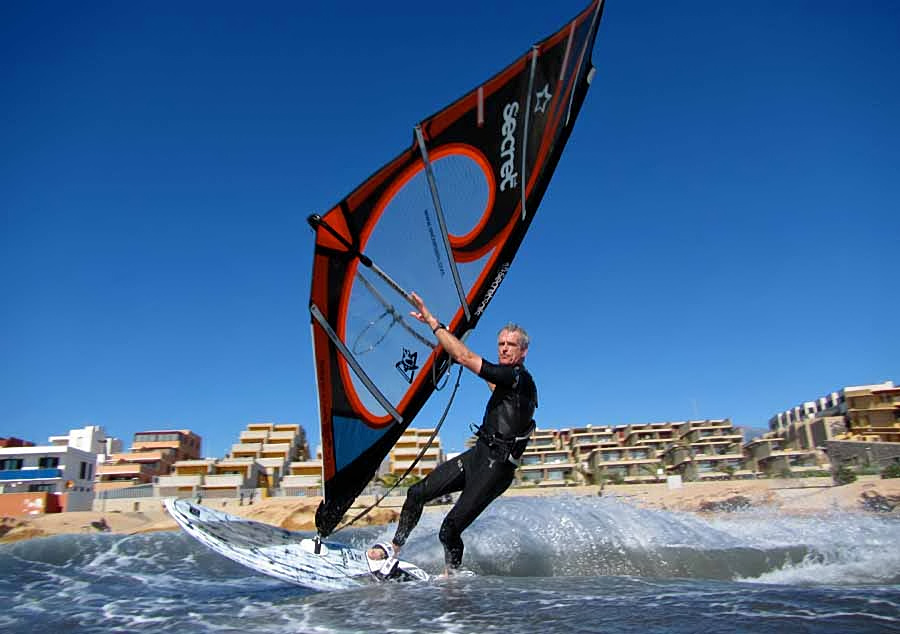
[{"x1": 368, "y1": 291, "x2": 538, "y2": 574}]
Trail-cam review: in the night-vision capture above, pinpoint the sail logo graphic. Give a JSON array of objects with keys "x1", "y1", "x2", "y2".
[
  {"x1": 423, "y1": 208, "x2": 446, "y2": 277},
  {"x1": 535, "y1": 83, "x2": 552, "y2": 113},
  {"x1": 475, "y1": 262, "x2": 510, "y2": 316},
  {"x1": 395, "y1": 348, "x2": 419, "y2": 384},
  {"x1": 499, "y1": 102, "x2": 519, "y2": 192}
]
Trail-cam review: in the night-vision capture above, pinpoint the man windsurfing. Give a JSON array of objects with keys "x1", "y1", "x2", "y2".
[{"x1": 368, "y1": 291, "x2": 538, "y2": 574}]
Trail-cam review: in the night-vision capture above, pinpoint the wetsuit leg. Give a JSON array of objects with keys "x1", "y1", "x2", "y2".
[
  {"x1": 392, "y1": 450, "x2": 468, "y2": 548},
  {"x1": 439, "y1": 445, "x2": 515, "y2": 569}
]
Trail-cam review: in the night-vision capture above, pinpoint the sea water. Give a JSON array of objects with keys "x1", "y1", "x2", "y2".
[{"x1": 2, "y1": 496, "x2": 898, "y2": 633}]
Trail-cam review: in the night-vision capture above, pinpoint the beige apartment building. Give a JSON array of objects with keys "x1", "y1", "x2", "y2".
[
  {"x1": 95, "y1": 429, "x2": 201, "y2": 492},
  {"x1": 154, "y1": 458, "x2": 216, "y2": 497},
  {"x1": 844, "y1": 382, "x2": 900, "y2": 442},
  {"x1": 591, "y1": 444, "x2": 661, "y2": 483},
  {"x1": 281, "y1": 460, "x2": 323, "y2": 494},
  {"x1": 661, "y1": 420, "x2": 751, "y2": 480},
  {"x1": 100, "y1": 380, "x2": 900, "y2": 504},
  {"x1": 587, "y1": 422, "x2": 680, "y2": 484},
  {"x1": 231, "y1": 422, "x2": 309, "y2": 489},
  {"x1": 155, "y1": 458, "x2": 265, "y2": 500},
  {"x1": 742, "y1": 436, "x2": 829, "y2": 476},
  {"x1": 783, "y1": 416, "x2": 847, "y2": 450},
  {"x1": 280, "y1": 426, "x2": 444, "y2": 494},
  {"x1": 764, "y1": 380, "x2": 900, "y2": 469},
  {"x1": 622, "y1": 422, "x2": 677, "y2": 454},
  {"x1": 155, "y1": 422, "x2": 309, "y2": 498},
  {"x1": 518, "y1": 428, "x2": 577, "y2": 485},
  {"x1": 387, "y1": 427, "x2": 443, "y2": 477},
  {"x1": 768, "y1": 381, "x2": 899, "y2": 443},
  {"x1": 512, "y1": 419, "x2": 757, "y2": 486},
  {"x1": 567, "y1": 426, "x2": 618, "y2": 459}
]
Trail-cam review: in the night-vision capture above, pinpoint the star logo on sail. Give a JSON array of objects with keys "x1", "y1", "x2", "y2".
[{"x1": 534, "y1": 83, "x2": 552, "y2": 113}]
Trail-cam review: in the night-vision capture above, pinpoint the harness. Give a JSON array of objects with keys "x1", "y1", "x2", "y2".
[{"x1": 472, "y1": 420, "x2": 536, "y2": 467}]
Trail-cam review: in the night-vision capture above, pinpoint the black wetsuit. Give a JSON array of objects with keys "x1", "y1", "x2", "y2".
[{"x1": 391, "y1": 360, "x2": 538, "y2": 569}]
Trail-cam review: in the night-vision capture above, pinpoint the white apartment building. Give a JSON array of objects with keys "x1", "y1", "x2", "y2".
[
  {"x1": 0, "y1": 444, "x2": 97, "y2": 512},
  {"x1": 48, "y1": 424, "x2": 122, "y2": 463}
]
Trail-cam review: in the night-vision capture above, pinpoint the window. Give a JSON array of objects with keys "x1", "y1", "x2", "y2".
[
  {"x1": 28, "y1": 484, "x2": 54, "y2": 492},
  {"x1": 80, "y1": 462, "x2": 88, "y2": 479},
  {"x1": 39, "y1": 456, "x2": 60, "y2": 468},
  {"x1": 134, "y1": 433, "x2": 180, "y2": 443},
  {"x1": 0, "y1": 459, "x2": 23, "y2": 471}
]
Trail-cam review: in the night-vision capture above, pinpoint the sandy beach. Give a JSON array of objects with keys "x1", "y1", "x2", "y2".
[{"x1": 2, "y1": 476, "x2": 898, "y2": 544}]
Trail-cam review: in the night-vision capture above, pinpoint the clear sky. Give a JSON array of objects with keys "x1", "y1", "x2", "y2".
[{"x1": 3, "y1": 1, "x2": 898, "y2": 459}]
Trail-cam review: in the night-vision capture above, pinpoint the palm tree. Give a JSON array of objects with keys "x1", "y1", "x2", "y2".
[
  {"x1": 676, "y1": 436, "x2": 697, "y2": 481},
  {"x1": 376, "y1": 473, "x2": 400, "y2": 488},
  {"x1": 638, "y1": 462, "x2": 663, "y2": 483}
]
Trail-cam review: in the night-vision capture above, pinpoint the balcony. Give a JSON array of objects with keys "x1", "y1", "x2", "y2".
[
  {"x1": 281, "y1": 475, "x2": 320, "y2": 487},
  {"x1": 231, "y1": 443, "x2": 262, "y2": 453},
  {"x1": 260, "y1": 444, "x2": 291, "y2": 455},
  {"x1": 541, "y1": 469, "x2": 571, "y2": 482},
  {"x1": 289, "y1": 469, "x2": 321, "y2": 478},
  {"x1": 155, "y1": 474, "x2": 204, "y2": 487},
  {"x1": 203, "y1": 474, "x2": 246, "y2": 487},
  {"x1": 572, "y1": 435, "x2": 613, "y2": 445},
  {"x1": 239, "y1": 432, "x2": 269, "y2": 442},
  {"x1": 109, "y1": 452, "x2": 173, "y2": 466},
  {"x1": 0, "y1": 468, "x2": 62, "y2": 481},
  {"x1": 98, "y1": 463, "x2": 155, "y2": 476},
  {"x1": 289, "y1": 460, "x2": 322, "y2": 473},
  {"x1": 393, "y1": 448, "x2": 426, "y2": 457}
]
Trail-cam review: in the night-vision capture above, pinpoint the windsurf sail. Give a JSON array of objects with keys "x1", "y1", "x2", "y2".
[{"x1": 308, "y1": 0, "x2": 606, "y2": 537}]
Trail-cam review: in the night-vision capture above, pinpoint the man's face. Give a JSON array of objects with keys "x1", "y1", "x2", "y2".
[{"x1": 497, "y1": 329, "x2": 527, "y2": 366}]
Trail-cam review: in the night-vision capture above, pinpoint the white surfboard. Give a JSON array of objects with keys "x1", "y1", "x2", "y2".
[{"x1": 165, "y1": 498, "x2": 429, "y2": 592}]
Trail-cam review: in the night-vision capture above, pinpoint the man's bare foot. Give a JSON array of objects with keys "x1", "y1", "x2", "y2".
[{"x1": 366, "y1": 542, "x2": 399, "y2": 561}]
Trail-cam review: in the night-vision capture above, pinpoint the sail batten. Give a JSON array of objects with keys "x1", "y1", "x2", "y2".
[
  {"x1": 415, "y1": 125, "x2": 472, "y2": 322},
  {"x1": 520, "y1": 46, "x2": 539, "y2": 220},
  {"x1": 566, "y1": 0, "x2": 605, "y2": 127},
  {"x1": 308, "y1": 0, "x2": 605, "y2": 537},
  {"x1": 310, "y1": 303, "x2": 403, "y2": 423}
]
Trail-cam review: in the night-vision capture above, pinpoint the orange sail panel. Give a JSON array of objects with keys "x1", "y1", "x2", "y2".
[{"x1": 308, "y1": 0, "x2": 606, "y2": 537}]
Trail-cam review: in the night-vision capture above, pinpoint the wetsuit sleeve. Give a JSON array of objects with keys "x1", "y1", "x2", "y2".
[{"x1": 477, "y1": 360, "x2": 519, "y2": 388}]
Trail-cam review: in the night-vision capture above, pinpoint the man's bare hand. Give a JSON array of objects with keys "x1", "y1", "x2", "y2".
[{"x1": 409, "y1": 291, "x2": 438, "y2": 331}]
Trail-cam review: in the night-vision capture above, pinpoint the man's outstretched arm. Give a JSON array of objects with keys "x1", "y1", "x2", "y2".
[{"x1": 409, "y1": 291, "x2": 482, "y2": 375}]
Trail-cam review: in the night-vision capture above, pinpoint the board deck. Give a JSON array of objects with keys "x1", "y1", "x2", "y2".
[{"x1": 165, "y1": 498, "x2": 429, "y2": 591}]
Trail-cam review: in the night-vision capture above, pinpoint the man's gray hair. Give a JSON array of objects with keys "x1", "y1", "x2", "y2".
[{"x1": 499, "y1": 322, "x2": 529, "y2": 350}]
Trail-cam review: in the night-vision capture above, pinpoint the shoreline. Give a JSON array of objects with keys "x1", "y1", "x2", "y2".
[{"x1": 2, "y1": 476, "x2": 898, "y2": 544}]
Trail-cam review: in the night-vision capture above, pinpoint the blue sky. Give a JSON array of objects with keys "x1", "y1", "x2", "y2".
[{"x1": 3, "y1": 1, "x2": 898, "y2": 458}]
